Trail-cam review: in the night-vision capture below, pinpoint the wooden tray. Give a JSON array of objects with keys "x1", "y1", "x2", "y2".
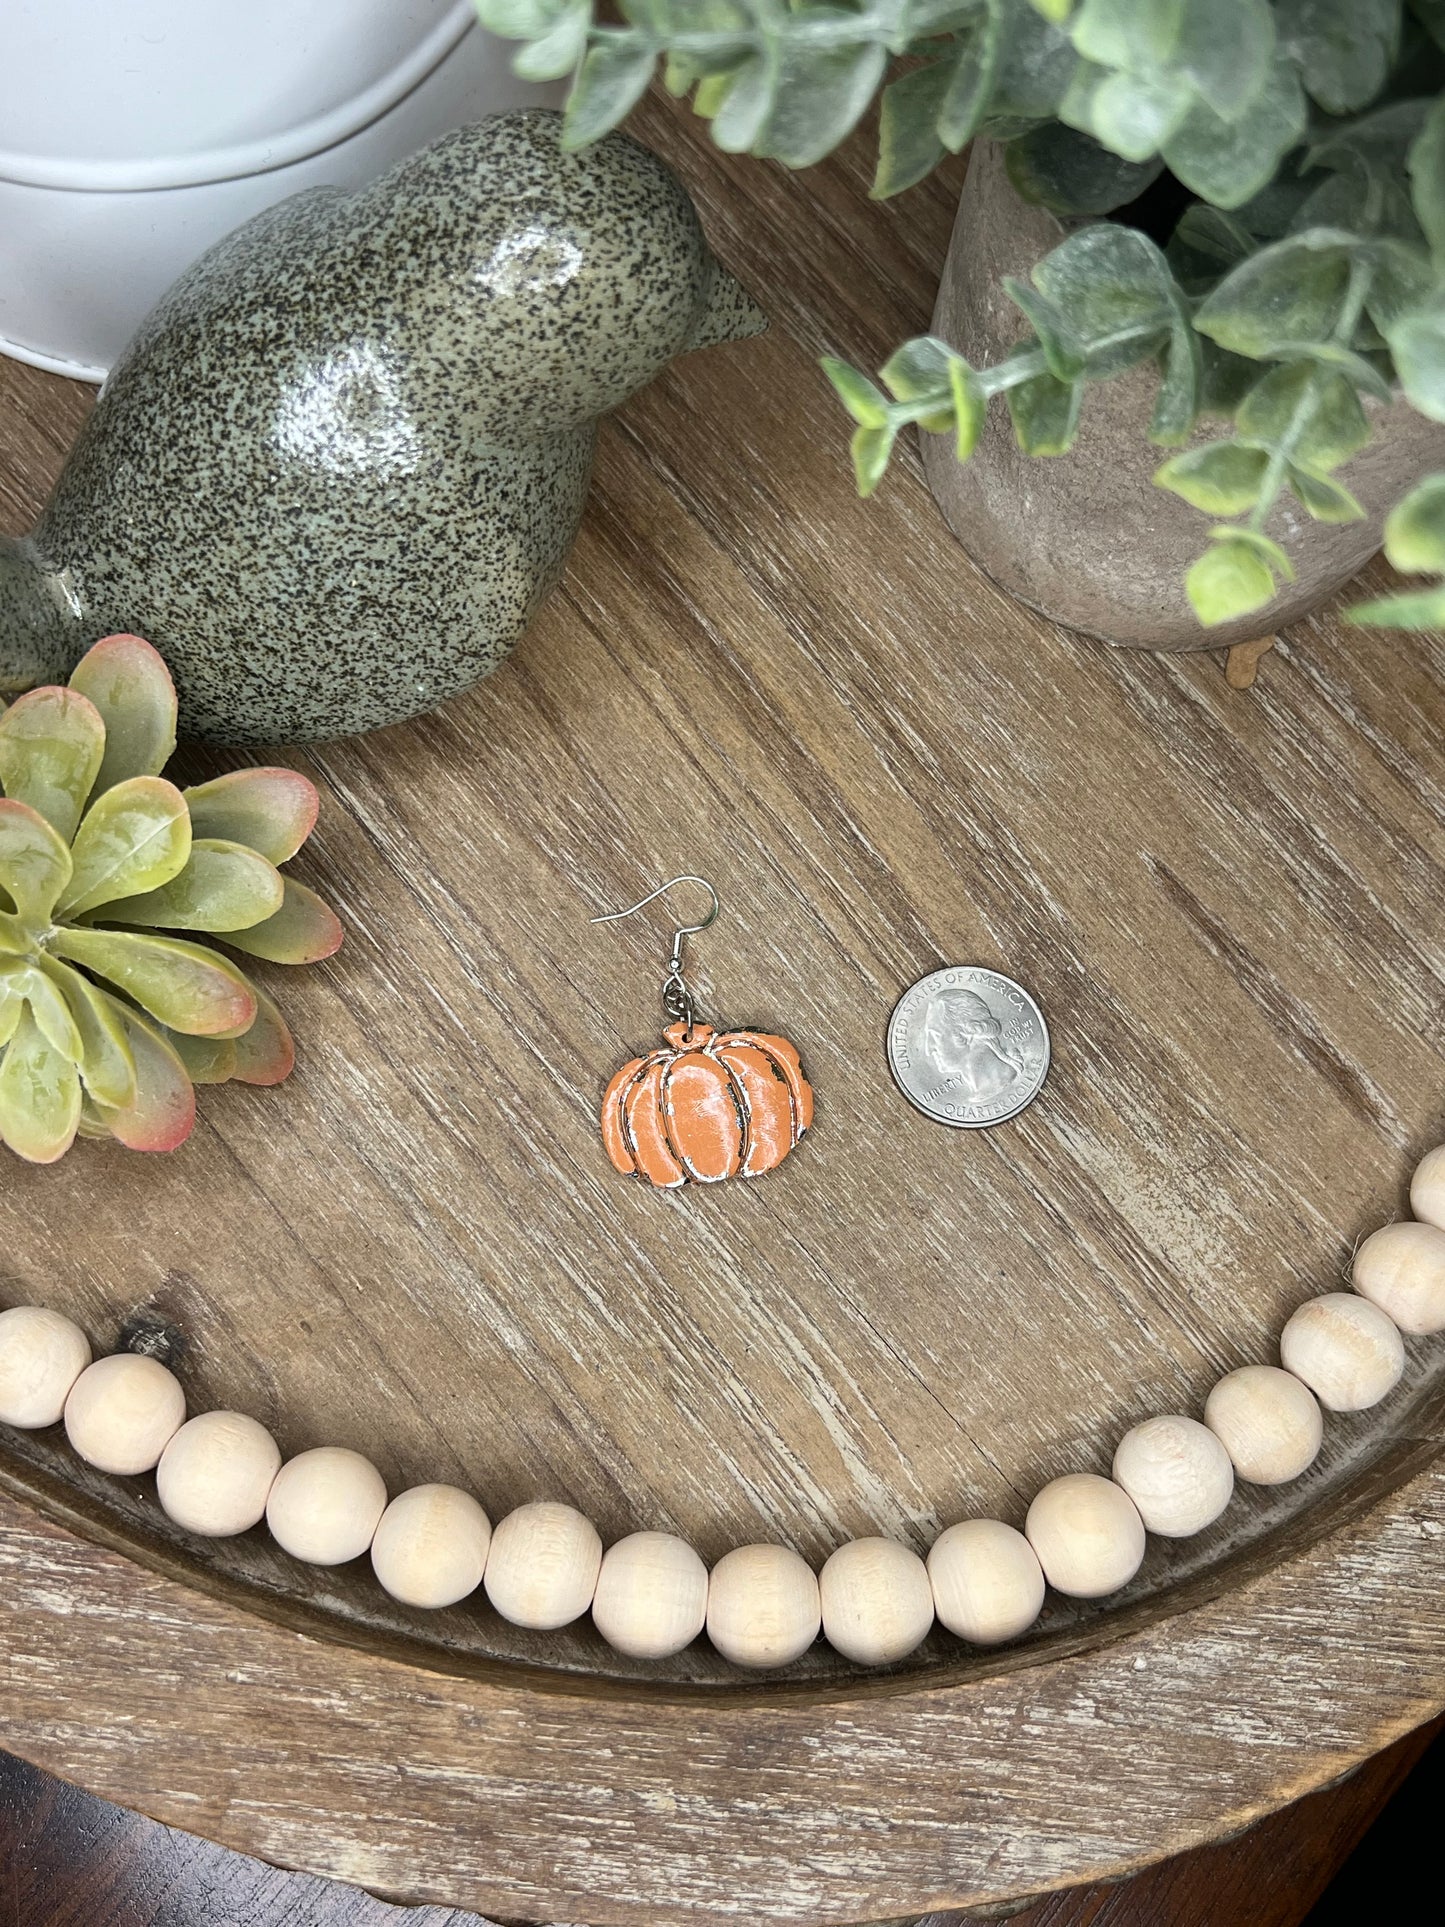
[{"x1": 2, "y1": 101, "x2": 1444, "y2": 1927}]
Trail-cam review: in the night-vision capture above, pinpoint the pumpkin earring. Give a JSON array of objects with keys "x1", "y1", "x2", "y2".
[{"x1": 590, "y1": 876, "x2": 814, "y2": 1188}]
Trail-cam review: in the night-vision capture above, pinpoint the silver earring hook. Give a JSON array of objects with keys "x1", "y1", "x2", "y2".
[{"x1": 590, "y1": 875, "x2": 720, "y2": 1029}]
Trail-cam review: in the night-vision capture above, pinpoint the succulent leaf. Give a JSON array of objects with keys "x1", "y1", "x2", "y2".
[
  {"x1": 230, "y1": 987, "x2": 296, "y2": 1088},
  {"x1": 0, "y1": 687, "x2": 105, "y2": 843},
  {"x1": 0, "y1": 1005, "x2": 82, "y2": 1163},
  {"x1": 87, "y1": 1001, "x2": 197, "y2": 1153},
  {"x1": 0, "y1": 797, "x2": 73, "y2": 924},
  {"x1": 220, "y1": 878, "x2": 345, "y2": 965},
  {"x1": 0, "y1": 632, "x2": 342, "y2": 1161},
  {"x1": 67, "y1": 633, "x2": 178, "y2": 797},
  {"x1": 165, "y1": 1030, "x2": 239, "y2": 1086},
  {"x1": 182, "y1": 768, "x2": 320, "y2": 864},
  {"x1": 58, "y1": 777, "x2": 191, "y2": 919},
  {"x1": 38, "y1": 957, "x2": 137, "y2": 1110},
  {"x1": 50, "y1": 927, "x2": 259, "y2": 1039},
  {"x1": 109, "y1": 838, "x2": 285, "y2": 934},
  {"x1": 2, "y1": 963, "x2": 84, "y2": 1061}
]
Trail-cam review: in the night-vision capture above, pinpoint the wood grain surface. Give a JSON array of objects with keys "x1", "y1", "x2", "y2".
[
  {"x1": 5, "y1": 1721, "x2": 1439, "y2": 1927},
  {"x1": 1, "y1": 93, "x2": 1444, "y2": 1925}
]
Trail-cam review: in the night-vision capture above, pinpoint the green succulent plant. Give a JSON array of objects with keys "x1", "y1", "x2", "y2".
[
  {"x1": 481, "y1": 0, "x2": 1445, "y2": 632},
  {"x1": 0, "y1": 633, "x2": 342, "y2": 1165}
]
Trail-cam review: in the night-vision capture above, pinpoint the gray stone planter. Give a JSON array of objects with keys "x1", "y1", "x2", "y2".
[{"x1": 922, "y1": 140, "x2": 1445, "y2": 652}]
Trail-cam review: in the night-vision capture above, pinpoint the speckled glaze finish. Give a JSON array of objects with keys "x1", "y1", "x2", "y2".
[{"x1": 0, "y1": 110, "x2": 764, "y2": 742}]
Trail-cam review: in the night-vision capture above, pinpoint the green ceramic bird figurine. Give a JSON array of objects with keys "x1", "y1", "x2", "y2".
[{"x1": 0, "y1": 110, "x2": 764, "y2": 744}]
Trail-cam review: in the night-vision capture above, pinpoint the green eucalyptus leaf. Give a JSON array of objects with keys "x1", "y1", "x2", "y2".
[
  {"x1": 1276, "y1": 0, "x2": 1400, "y2": 115},
  {"x1": 1381, "y1": 472, "x2": 1445, "y2": 571},
  {"x1": 1366, "y1": 240, "x2": 1436, "y2": 331},
  {"x1": 100, "y1": 838, "x2": 286, "y2": 934},
  {"x1": 1061, "y1": 59, "x2": 1190, "y2": 162},
  {"x1": 1345, "y1": 586, "x2": 1445, "y2": 627},
  {"x1": 1220, "y1": 526, "x2": 1296, "y2": 576},
  {"x1": 0, "y1": 687, "x2": 105, "y2": 843},
  {"x1": 181, "y1": 767, "x2": 319, "y2": 865},
  {"x1": 937, "y1": 0, "x2": 1005, "y2": 149},
  {"x1": 218, "y1": 879, "x2": 344, "y2": 967},
  {"x1": 1006, "y1": 362, "x2": 1084, "y2": 453},
  {"x1": 1153, "y1": 440, "x2": 1269, "y2": 513},
  {"x1": 1006, "y1": 122, "x2": 1164, "y2": 216},
  {"x1": 49, "y1": 927, "x2": 259, "y2": 1039},
  {"x1": 0, "y1": 1005, "x2": 81, "y2": 1163},
  {"x1": 949, "y1": 357, "x2": 987, "y2": 459},
  {"x1": 881, "y1": 337, "x2": 960, "y2": 432},
  {"x1": 564, "y1": 35, "x2": 658, "y2": 147},
  {"x1": 1004, "y1": 276, "x2": 1085, "y2": 378},
  {"x1": 1306, "y1": 97, "x2": 1431, "y2": 178},
  {"x1": 57, "y1": 776, "x2": 191, "y2": 918},
  {"x1": 873, "y1": 60, "x2": 950, "y2": 196},
  {"x1": 982, "y1": 0, "x2": 1077, "y2": 126},
  {"x1": 1386, "y1": 304, "x2": 1445, "y2": 420},
  {"x1": 1162, "y1": 56, "x2": 1307, "y2": 208},
  {"x1": 823, "y1": 358, "x2": 890, "y2": 429},
  {"x1": 0, "y1": 797, "x2": 72, "y2": 924},
  {"x1": 37, "y1": 956, "x2": 136, "y2": 1109},
  {"x1": 1410, "y1": 94, "x2": 1445, "y2": 259},
  {"x1": 1167, "y1": 203, "x2": 1256, "y2": 291},
  {"x1": 514, "y1": 8, "x2": 591, "y2": 83},
  {"x1": 1185, "y1": 532, "x2": 1279, "y2": 624},
  {"x1": 1070, "y1": 0, "x2": 1183, "y2": 69},
  {"x1": 762, "y1": 36, "x2": 890, "y2": 168},
  {"x1": 1027, "y1": 224, "x2": 1182, "y2": 379},
  {"x1": 1287, "y1": 464, "x2": 1367, "y2": 521},
  {"x1": 1236, "y1": 363, "x2": 1370, "y2": 470},
  {"x1": 1026, "y1": 0, "x2": 1072, "y2": 19},
  {"x1": 1172, "y1": 0, "x2": 1276, "y2": 124},
  {"x1": 848, "y1": 419, "x2": 899, "y2": 495},
  {"x1": 66, "y1": 634, "x2": 178, "y2": 797},
  {"x1": 1192, "y1": 227, "x2": 1358, "y2": 357}
]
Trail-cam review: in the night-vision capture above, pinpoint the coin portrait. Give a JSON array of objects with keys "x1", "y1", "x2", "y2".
[{"x1": 887, "y1": 967, "x2": 1050, "y2": 1128}]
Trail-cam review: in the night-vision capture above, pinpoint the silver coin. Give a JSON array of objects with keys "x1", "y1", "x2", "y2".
[{"x1": 887, "y1": 966, "x2": 1050, "y2": 1129}]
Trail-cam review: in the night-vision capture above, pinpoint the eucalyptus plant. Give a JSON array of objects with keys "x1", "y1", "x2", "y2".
[{"x1": 480, "y1": 0, "x2": 1445, "y2": 632}]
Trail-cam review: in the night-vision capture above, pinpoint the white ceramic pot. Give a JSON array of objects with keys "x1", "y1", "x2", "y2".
[{"x1": 0, "y1": 0, "x2": 561, "y2": 381}]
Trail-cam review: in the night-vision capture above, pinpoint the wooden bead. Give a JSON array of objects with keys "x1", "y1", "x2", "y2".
[
  {"x1": 157, "y1": 1411, "x2": 281, "y2": 1536},
  {"x1": 265, "y1": 1446, "x2": 387, "y2": 1566},
  {"x1": 1280, "y1": 1293, "x2": 1405, "y2": 1412},
  {"x1": 484, "y1": 1501, "x2": 602, "y2": 1629},
  {"x1": 1353, "y1": 1220, "x2": 1445, "y2": 1335},
  {"x1": 0, "y1": 1305, "x2": 91, "y2": 1428},
  {"x1": 819, "y1": 1537, "x2": 934, "y2": 1666},
  {"x1": 927, "y1": 1519, "x2": 1045, "y2": 1645},
  {"x1": 1410, "y1": 1144, "x2": 1445, "y2": 1231},
  {"x1": 64, "y1": 1353, "x2": 185, "y2": 1475},
  {"x1": 1204, "y1": 1365, "x2": 1323, "y2": 1485},
  {"x1": 371, "y1": 1484, "x2": 492, "y2": 1609},
  {"x1": 1111, "y1": 1415, "x2": 1234, "y2": 1538},
  {"x1": 706, "y1": 1543, "x2": 820, "y2": 1669},
  {"x1": 592, "y1": 1530, "x2": 709, "y2": 1659},
  {"x1": 1025, "y1": 1473, "x2": 1145, "y2": 1598}
]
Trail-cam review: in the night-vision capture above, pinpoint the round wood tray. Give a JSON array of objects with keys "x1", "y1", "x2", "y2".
[{"x1": 2, "y1": 103, "x2": 1444, "y2": 1926}]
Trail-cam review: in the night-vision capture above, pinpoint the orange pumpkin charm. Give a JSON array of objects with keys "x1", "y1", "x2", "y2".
[{"x1": 602, "y1": 1021, "x2": 814, "y2": 1187}]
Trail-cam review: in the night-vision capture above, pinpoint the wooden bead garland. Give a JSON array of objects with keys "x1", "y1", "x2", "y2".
[
  {"x1": 1279, "y1": 1293, "x2": 1405, "y2": 1413},
  {"x1": 64, "y1": 1353, "x2": 186, "y2": 1475},
  {"x1": 266, "y1": 1446, "x2": 388, "y2": 1566},
  {"x1": 1112, "y1": 1415, "x2": 1234, "y2": 1538},
  {"x1": 5, "y1": 1135, "x2": 1445, "y2": 1671},
  {"x1": 0, "y1": 1305, "x2": 90, "y2": 1429},
  {"x1": 1025, "y1": 1474, "x2": 1146, "y2": 1598},
  {"x1": 1204, "y1": 1366, "x2": 1323, "y2": 1485},
  {"x1": 484, "y1": 1501, "x2": 602, "y2": 1629},
  {"x1": 591, "y1": 1530, "x2": 709, "y2": 1658},
  {"x1": 1352, "y1": 1221, "x2": 1445, "y2": 1335},
  {"x1": 707, "y1": 1543, "x2": 821, "y2": 1669},
  {"x1": 371, "y1": 1484, "x2": 492, "y2": 1609},
  {"x1": 927, "y1": 1519, "x2": 1045, "y2": 1644},
  {"x1": 157, "y1": 1411, "x2": 281, "y2": 1537},
  {"x1": 1411, "y1": 1145, "x2": 1445, "y2": 1232},
  {"x1": 819, "y1": 1536, "x2": 935, "y2": 1665}
]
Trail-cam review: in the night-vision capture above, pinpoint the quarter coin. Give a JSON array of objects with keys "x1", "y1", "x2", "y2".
[{"x1": 887, "y1": 966, "x2": 1050, "y2": 1129}]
